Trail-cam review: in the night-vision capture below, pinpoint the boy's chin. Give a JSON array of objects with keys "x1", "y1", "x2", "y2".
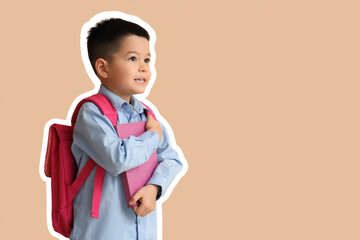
[
  {"x1": 133, "y1": 86, "x2": 148, "y2": 94},
  {"x1": 131, "y1": 89, "x2": 146, "y2": 95}
]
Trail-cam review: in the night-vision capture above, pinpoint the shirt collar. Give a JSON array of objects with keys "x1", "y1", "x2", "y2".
[{"x1": 98, "y1": 84, "x2": 148, "y2": 114}]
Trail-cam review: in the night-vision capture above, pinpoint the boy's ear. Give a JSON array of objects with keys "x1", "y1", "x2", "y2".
[{"x1": 95, "y1": 58, "x2": 109, "y2": 79}]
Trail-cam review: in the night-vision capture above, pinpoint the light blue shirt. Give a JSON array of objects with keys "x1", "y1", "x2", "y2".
[{"x1": 70, "y1": 84, "x2": 183, "y2": 240}]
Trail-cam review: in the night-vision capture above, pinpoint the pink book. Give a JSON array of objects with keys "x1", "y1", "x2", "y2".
[{"x1": 115, "y1": 121, "x2": 158, "y2": 208}]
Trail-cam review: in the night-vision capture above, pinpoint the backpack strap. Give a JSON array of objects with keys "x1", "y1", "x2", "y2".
[
  {"x1": 140, "y1": 101, "x2": 157, "y2": 121},
  {"x1": 71, "y1": 93, "x2": 117, "y2": 219},
  {"x1": 71, "y1": 93, "x2": 118, "y2": 127},
  {"x1": 91, "y1": 164, "x2": 106, "y2": 218},
  {"x1": 70, "y1": 158, "x2": 97, "y2": 194}
]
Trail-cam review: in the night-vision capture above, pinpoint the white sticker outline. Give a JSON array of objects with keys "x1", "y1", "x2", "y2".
[{"x1": 39, "y1": 10, "x2": 188, "y2": 240}]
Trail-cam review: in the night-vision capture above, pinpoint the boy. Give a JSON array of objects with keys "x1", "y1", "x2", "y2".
[{"x1": 70, "y1": 17, "x2": 183, "y2": 240}]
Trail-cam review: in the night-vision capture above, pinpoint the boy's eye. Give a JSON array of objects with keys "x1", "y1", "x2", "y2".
[
  {"x1": 145, "y1": 58, "x2": 151, "y2": 63},
  {"x1": 129, "y1": 56, "x2": 136, "y2": 62}
]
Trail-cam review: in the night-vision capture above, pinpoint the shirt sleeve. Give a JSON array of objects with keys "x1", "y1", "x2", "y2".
[
  {"x1": 72, "y1": 102, "x2": 160, "y2": 176},
  {"x1": 146, "y1": 120, "x2": 183, "y2": 200}
]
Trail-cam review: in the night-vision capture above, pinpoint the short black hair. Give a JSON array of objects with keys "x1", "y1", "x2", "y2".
[{"x1": 87, "y1": 17, "x2": 150, "y2": 76}]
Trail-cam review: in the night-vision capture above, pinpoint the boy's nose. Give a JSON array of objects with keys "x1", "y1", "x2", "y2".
[{"x1": 139, "y1": 64, "x2": 148, "y2": 72}]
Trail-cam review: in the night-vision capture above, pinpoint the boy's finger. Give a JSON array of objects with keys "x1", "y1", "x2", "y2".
[
  {"x1": 129, "y1": 190, "x2": 143, "y2": 205},
  {"x1": 133, "y1": 206, "x2": 139, "y2": 214},
  {"x1": 147, "y1": 114, "x2": 154, "y2": 120},
  {"x1": 136, "y1": 202, "x2": 148, "y2": 216},
  {"x1": 133, "y1": 203, "x2": 144, "y2": 216}
]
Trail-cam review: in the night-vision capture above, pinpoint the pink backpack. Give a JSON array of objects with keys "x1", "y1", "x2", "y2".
[{"x1": 44, "y1": 93, "x2": 155, "y2": 237}]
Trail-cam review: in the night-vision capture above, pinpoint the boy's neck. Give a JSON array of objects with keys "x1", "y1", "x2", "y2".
[{"x1": 102, "y1": 83, "x2": 131, "y2": 104}]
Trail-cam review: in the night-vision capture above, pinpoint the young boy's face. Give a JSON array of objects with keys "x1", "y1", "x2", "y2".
[{"x1": 99, "y1": 34, "x2": 151, "y2": 102}]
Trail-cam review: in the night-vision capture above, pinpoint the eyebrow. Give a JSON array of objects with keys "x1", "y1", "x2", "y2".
[{"x1": 126, "y1": 51, "x2": 151, "y2": 57}]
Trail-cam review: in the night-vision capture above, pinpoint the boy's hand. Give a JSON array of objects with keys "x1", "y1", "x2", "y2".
[
  {"x1": 145, "y1": 114, "x2": 162, "y2": 142},
  {"x1": 129, "y1": 184, "x2": 160, "y2": 217}
]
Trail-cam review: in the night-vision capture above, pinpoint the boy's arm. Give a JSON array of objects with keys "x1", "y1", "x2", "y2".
[
  {"x1": 72, "y1": 102, "x2": 160, "y2": 176},
  {"x1": 146, "y1": 120, "x2": 183, "y2": 200}
]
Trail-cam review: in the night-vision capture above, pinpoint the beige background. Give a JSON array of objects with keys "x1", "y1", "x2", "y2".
[{"x1": 1, "y1": 1, "x2": 360, "y2": 239}]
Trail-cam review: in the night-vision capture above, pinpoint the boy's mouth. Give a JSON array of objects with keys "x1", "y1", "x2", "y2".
[{"x1": 135, "y1": 78, "x2": 145, "y2": 83}]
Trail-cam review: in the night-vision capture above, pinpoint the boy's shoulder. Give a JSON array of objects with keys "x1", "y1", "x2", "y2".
[
  {"x1": 75, "y1": 101, "x2": 102, "y2": 120},
  {"x1": 74, "y1": 97, "x2": 116, "y2": 125},
  {"x1": 80, "y1": 101, "x2": 101, "y2": 111}
]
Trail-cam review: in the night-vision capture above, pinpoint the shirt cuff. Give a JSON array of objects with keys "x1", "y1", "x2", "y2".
[
  {"x1": 137, "y1": 130, "x2": 159, "y2": 156},
  {"x1": 147, "y1": 172, "x2": 167, "y2": 199}
]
